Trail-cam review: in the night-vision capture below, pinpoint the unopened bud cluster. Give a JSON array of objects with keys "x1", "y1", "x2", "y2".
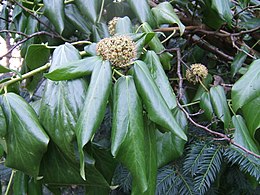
[
  {"x1": 186, "y1": 63, "x2": 208, "y2": 84},
  {"x1": 108, "y1": 17, "x2": 119, "y2": 35},
  {"x1": 96, "y1": 36, "x2": 136, "y2": 68}
]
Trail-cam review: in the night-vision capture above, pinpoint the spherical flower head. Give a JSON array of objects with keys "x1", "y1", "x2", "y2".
[
  {"x1": 96, "y1": 36, "x2": 137, "y2": 68},
  {"x1": 108, "y1": 17, "x2": 120, "y2": 36},
  {"x1": 186, "y1": 63, "x2": 208, "y2": 84}
]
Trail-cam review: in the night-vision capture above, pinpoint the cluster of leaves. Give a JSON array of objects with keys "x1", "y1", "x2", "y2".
[{"x1": 0, "y1": 0, "x2": 260, "y2": 194}]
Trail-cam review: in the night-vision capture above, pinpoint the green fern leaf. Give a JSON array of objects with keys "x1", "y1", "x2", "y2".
[{"x1": 224, "y1": 147, "x2": 260, "y2": 182}]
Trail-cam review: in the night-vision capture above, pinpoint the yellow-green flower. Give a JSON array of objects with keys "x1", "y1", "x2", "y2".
[
  {"x1": 108, "y1": 17, "x2": 120, "y2": 36},
  {"x1": 96, "y1": 35, "x2": 137, "y2": 68},
  {"x1": 186, "y1": 63, "x2": 208, "y2": 84}
]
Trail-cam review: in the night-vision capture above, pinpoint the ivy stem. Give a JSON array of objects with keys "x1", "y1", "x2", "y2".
[
  {"x1": 5, "y1": 170, "x2": 16, "y2": 195},
  {"x1": 198, "y1": 79, "x2": 209, "y2": 92},
  {"x1": 0, "y1": 63, "x2": 51, "y2": 90},
  {"x1": 182, "y1": 100, "x2": 200, "y2": 107},
  {"x1": 97, "y1": 0, "x2": 105, "y2": 23},
  {"x1": 113, "y1": 69, "x2": 125, "y2": 77}
]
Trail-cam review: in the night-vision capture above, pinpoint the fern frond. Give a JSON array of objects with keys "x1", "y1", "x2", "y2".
[
  {"x1": 113, "y1": 164, "x2": 132, "y2": 194},
  {"x1": 156, "y1": 165, "x2": 194, "y2": 195},
  {"x1": 224, "y1": 146, "x2": 260, "y2": 182}
]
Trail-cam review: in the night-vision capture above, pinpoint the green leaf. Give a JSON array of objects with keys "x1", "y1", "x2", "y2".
[
  {"x1": 40, "y1": 43, "x2": 88, "y2": 159},
  {"x1": 45, "y1": 56, "x2": 101, "y2": 81},
  {"x1": 232, "y1": 59, "x2": 260, "y2": 112},
  {"x1": 127, "y1": 0, "x2": 156, "y2": 27},
  {"x1": 43, "y1": 0, "x2": 65, "y2": 34},
  {"x1": 0, "y1": 5, "x2": 9, "y2": 38},
  {"x1": 0, "y1": 93, "x2": 49, "y2": 177},
  {"x1": 111, "y1": 76, "x2": 148, "y2": 193},
  {"x1": 133, "y1": 60, "x2": 187, "y2": 141},
  {"x1": 65, "y1": 4, "x2": 91, "y2": 35},
  {"x1": 232, "y1": 115, "x2": 259, "y2": 154},
  {"x1": 210, "y1": 86, "x2": 231, "y2": 129},
  {"x1": 0, "y1": 65, "x2": 11, "y2": 73},
  {"x1": 143, "y1": 50, "x2": 177, "y2": 109},
  {"x1": 13, "y1": 171, "x2": 29, "y2": 195},
  {"x1": 74, "y1": 0, "x2": 101, "y2": 23},
  {"x1": 192, "y1": 74, "x2": 213, "y2": 102},
  {"x1": 152, "y1": 2, "x2": 185, "y2": 35},
  {"x1": 242, "y1": 96, "x2": 260, "y2": 141},
  {"x1": 156, "y1": 108, "x2": 187, "y2": 168},
  {"x1": 115, "y1": 16, "x2": 133, "y2": 35},
  {"x1": 200, "y1": 91, "x2": 214, "y2": 121},
  {"x1": 231, "y1": 46, "x2": 249, "y2": 77},
  {"x1": 0, "y1": 105, "x2": 7, "y2": 137},
  {"x1": 142, "y1": 22, "x2": 173, "y2": 70},
  {"x1": 28, "y1": 178, "x2": 43, "y2": 195},
  {"x1": 25, "y1": 44, "x2": 50, "y2": 70},
  {"x1": 40, "y1": 142, "x2": 109, "y2": 187},
  {"x1": 76, "y1": 60, "x2": 112, "y2": 180}
]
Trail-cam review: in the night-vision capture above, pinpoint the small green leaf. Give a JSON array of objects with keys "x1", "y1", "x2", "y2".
[
  {"x1": 192, "y1": 74, "x2": 213, "y2": 102},
  {"x1": 242, "y1": 96, "x2": 260, "y2": 141},
  {"x1": 142, "y1": 22, "x2": 172, "y2": 70},
  {"x1": 25, "y1": 44, "x2": 50, "y2": 70},
  {"x1": 156, "y1": 108, "x2": 187, "y2": 168},
  {"x1": 232, "y1": 59, "x2": 260, "y2": 112},
  {"x1": 0, "y1": 93, "x2": 49, "y2": 177},
  {"x1": 200, "y1": 91, "x2": 214, "y2": 121},
  {"x1": 84, "y1": 43, "x2": 98, "y2": 56},
  {"x1": 76, "y1": 60, "x2": 112, "y2": 180},
  {"x1": 0, "y1": 5, "x2": 9, "y2": 38},
  {"x1": 152, "y1": 2, "x2": 185, "y2": 35},
  {"x1": 133, "y1": 60, "x2": 187, "y2": 141},
  {"x1": 45, "y1": 56, "x2": 101, "y2": 81},
  {"x1": 231, "y1": 46, "x2": 249, "y2": 77},
  {"x1": 143, "y1": 50, "x2": 177, "y2": 109},
  {"x1": 115, "y1": 16, "x2": 133, "y2": 34},
  {"x1": 0, "y1": 65, "x2": 11, "y2": 73},
  {"x1": 232, "y1": 115, "x2": 259, "y2": 154},
  {"x1": 111, "y1": 76, "x2": 148, "y2": 193},
  {"x1": 40, "y1": 43, "x2": 88, "y2": 159},
  {"x1": 43, "y1": 0, "x2": 65, "y2": 34},
  {"x1": 74, "y1": 0, "x2": 101, "y2": 23},
  {"x1": 127, "y1": 0, "x2": 156, "y2": 27},
  {"x1": 210, "y1": 86, "x2": 231, "y2": 129},
  {"x1": 0, "y1": 105, "x2": 7, "y2": 137}
]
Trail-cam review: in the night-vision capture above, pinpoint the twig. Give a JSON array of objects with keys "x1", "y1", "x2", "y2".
[
  {"x1": 154, "y1": 26, "x2": 200, "y2": 32},
  {"x1": 4, "y1": 170, "x2": 16, "y2": 195},
  {"x1": 233, "y1": 4, "x2": 260, "y2": 19},
  {"x1": 0, "y1": 31, "x2": 56, "y2": 60},
  {"x1": 0, "y1": 29, "x2": 28, "y2": 37}
]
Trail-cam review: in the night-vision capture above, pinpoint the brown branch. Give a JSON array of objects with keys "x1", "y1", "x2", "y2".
[
  {"x1": 154, "y1": 26, "x2": 200, "y2": 32},
  {"x1": 0, "y1": 30, "x2": 28, "y2": 37},
  {"x1": 0, "y1": 31, "x2": 57, "y2": 60}
]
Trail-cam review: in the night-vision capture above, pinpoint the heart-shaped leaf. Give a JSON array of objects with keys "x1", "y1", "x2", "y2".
[{"x1": 74, "y1": 0, "x2": 101, "y2": 23}]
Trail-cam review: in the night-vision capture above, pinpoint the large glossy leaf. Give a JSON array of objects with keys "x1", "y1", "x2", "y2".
[
  {"x1": 40, "y1": 142, "x2": 109, "y2": 187},
  {"x1": 0, "y1": 105, "x2": 6, "y2": 137},
  {"x1": 76, "y1": 60, "x2": 112, "y2": 180},
  {"x1": 65, "y1": 4, "x2": 91, "y2": 35},
  {"x1": 0, "y1": 93, "x2": 49, "y2": 177},
  {"x1": 25, "y1": 44, "x2": 50, "y2": 70},
  {"x1": 43, "y1": 0, "x2": 65, "y2": 34},
  {"x1": 232, "y1": 115, "x2": 259, "y2": 154},
  {"x1": 127, "y1": 0, "x2": 156, "y2": 27},
  {"x1": 142, "y1": 22, "x2": 172, "y2": 70},
  {"x1": 13, "y1": 171, "x2": 29, "y2": 195},
  {"x1": 152, "y1": 2, "x2": 185, "y2": 35},
  {"x1": 74, "y1": 0, "x2": 101, "y2": 23},
  {"x1": 143, "y1": 50, "x2": 177, "y2": 110},
  {"x1": 156, "y1": 108, "x2": 187, "y2": 168},
  {"x1": 200, "y1": 91, "x2": 214, "y2": 121},
  {"x1": 210, "y1": 86, "x2": 231, "y2": 129},
  {"x1": 133, "y1": 60, "x2": 187, "y2": 141},
  {"x1": 40, "y1": 43, "x2": 88, "y2": 159},
  {"x1": 111, "y1": 76, "x2": 148, "y2": 193},
  {"x1": 232, "y1": 59, "x2": 260, "y2": 112},
  {"x1": 45, "y1": 56, "x2": 101, "y2": 81},
  {"x1": 192, "y1": 74, "x2": 213, "y2": 102},
  {"x1": 242, "y1": 96, "x2": 260, "y2": 141}
]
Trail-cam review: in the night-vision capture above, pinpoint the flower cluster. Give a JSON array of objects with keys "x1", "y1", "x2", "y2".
[
  {"x1": 96, "y1": 35, "x2": 137, "y2": 68},
  {"x1": 108, "y1": 17, "x2": 120, "y2": 36},
  {"x1": 186, "y1": 63, "x2": 208, "y2": 84}
]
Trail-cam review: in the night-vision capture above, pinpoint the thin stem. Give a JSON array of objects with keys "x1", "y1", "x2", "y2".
[
  {"x1": 97, "y1": 0, "x2": 105, "y2": 23},
  {"x1": 182, "y1": 100, "x2": 200, "y2": 107},
  {"x1": 0, "y1": 63, "x2": 51, "y2": 90},
  {"x1": 198, "y1": 79, "x2": 209, "y2": 92},
  {"x1": 161, "y1": 30, "x2": 176, "y2": 44},
  {"x1": 113, "y1": 69, "x2": 125, "y2": 77},
  {"x1": 71, "y1": 40, "x2": 92, "y2": 45},
  {"x1": 5, "y1": 170, "x2": 16, "y2": 195}
]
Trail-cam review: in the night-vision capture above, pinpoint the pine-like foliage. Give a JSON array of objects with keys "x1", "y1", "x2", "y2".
[
  {"x1": 183, "y1": 142, "x2": 223, "y2": 194},
  {"x1": 156, "y1": 165, "x2": 194, "y2": 195},
  {"x1": 224, "y1": 146, "x2": 260, "y2": 182},
  {"x1": 112, "y1": 164, "x2": 132, "y2": 194}
]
